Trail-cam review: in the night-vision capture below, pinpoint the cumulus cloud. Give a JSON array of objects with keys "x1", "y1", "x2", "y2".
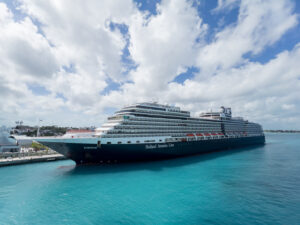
[
  {"x1": 127, "y1": 0, "x2": 207, "y2": 90},
  {"x1": 166, "y1": 43, "x2": 300, "y2": 127},
  {"x1": 213, "y1": 0, "x2": 240, "y2": 12},
  {"x1": 0, "y1": 0, "x2": 299, "y2": 129},
  {"x1": 197, "y1": 0, "x2": 298, "y2": 75},
  {"x1": 0, "y1": 0, "x2": 136, "y2": 125},
  {"x1": 19, "y1": 0, "x2": 135, "y2": 80},
  {"x1": 0, "y1": 3, "x2": 58, "y2": 80}
]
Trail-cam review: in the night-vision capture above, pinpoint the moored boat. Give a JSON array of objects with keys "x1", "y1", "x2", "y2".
[{"x1": 36, "y1": 103, "x2": 265, "y2": 164}]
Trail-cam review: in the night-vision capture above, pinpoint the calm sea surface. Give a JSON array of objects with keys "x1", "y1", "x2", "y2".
[{"x1": 0, "y1": 133, "x2": 299, "y2": 225}]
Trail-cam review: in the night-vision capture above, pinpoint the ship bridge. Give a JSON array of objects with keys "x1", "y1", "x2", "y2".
[{"x1": 199, "y1": 106, "x2": 232, "y2": 120}]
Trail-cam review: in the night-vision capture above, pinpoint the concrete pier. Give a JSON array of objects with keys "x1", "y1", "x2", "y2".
[{"x1": 0, "y1": 153, "x2": 66, "y2": 167}]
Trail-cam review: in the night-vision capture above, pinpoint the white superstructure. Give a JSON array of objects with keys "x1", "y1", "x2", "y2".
[{"x1": 95, "y1": 103, "x2": 263, "y2": 144}]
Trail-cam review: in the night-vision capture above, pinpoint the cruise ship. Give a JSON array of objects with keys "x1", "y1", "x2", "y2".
[{"x1": 37, "y1": 102, "x2": 265, "y2": 164}]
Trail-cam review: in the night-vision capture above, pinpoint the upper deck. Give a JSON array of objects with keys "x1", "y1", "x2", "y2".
[
  {"x1": 199, "y1": 106, "x2": 235, "y2": 120},
  {"x1": 115, "y1": 102, "x2": 191, "y2": 119}
]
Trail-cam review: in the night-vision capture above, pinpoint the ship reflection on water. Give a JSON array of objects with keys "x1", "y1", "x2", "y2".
[{"x1": 59, "y1": 144, "x2": 263, "y2": 176}]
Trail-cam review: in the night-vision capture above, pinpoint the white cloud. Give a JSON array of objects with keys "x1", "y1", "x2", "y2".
[
  {"x1": 0, "y1": 2, "x2": 64, "y2": 125},
  {"x1": 105, "y1": 0, "x2": 207, "y2": 107},
  {"x1": 0, "y1": 3, "x2": 59, "y2": 81},
  {"x1": 0, "y1": 0, "x2": 136, "y2": 125},
  {"x1": 282, "y1": 104, "x2": 295, "y2": 110},
  {"x1": 213, "y1": 0, "x2": 240, "y2": 12},
  {"x1": 165, "y1": 43, "x2": 300, "y2": 127},
  {"x1": 197, "y1": 0, "x2": 298, "y2": 76},
  {"x1": 0, "y1": 0, "x2": 299, "y2": 129},
  {"x1": 19, "y1": 0, "x2": 135, "y2": 80}
]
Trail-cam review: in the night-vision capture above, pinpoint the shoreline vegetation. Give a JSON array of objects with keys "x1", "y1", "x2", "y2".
[{"x1": 264, "y1": 130, "x2": 300, "y2": 133}]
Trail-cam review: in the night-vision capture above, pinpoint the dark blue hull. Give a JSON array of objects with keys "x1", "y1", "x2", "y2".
[{"x1": 39, "y1": 136, "x2": 265, "y2": 164}]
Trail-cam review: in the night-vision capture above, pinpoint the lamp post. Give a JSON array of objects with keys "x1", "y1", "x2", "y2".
[{"x1": 37, "y1": 119, "x2": 43, "y2": 137}]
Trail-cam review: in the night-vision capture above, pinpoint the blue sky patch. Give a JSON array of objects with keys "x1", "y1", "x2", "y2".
[
  {"x1": 56, "y1": 93, "x2": 67, "y2": 102},
  {"x1": 197, "y1": 0, "x2": 239, "y2": 43},
  {"x1": 103, "y1": 107, "x2": 118, "y2": 116},
  {"x1": 134, "y1": 0, "x2": 161, "y2": 16},
  {"x1": 1, "y1": 0, "x2": 26, "y2": 21},
  {"x1": 63, "y1": 64, "x2": 76, "y2": 74},
  {"x1": 27, "y1": 84, "x2": 51, "y2": 96},
  {"x1": 245, "y1": 24, "x2": 300, "y2": 64},
  {"x1": 109, "y1": 22, "x2": 137, "y2": 76},
  {"x1": 172, "y1": 66, "x2": 199, "y2": 84},
  {"x1": 101, "y1": 78, "x2": 122, "y2": 95}
]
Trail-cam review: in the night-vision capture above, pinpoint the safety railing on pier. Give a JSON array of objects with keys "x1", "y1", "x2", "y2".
[{"x1": 0, "y1": 149, "x2": 60, "y2": 160}]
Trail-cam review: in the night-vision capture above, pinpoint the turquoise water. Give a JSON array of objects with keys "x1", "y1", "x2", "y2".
[{"x1": 0, "y1": 133, "x2": 299, "y2": 225}]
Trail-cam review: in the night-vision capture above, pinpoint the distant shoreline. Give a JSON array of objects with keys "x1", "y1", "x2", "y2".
[{"x1": 264, "y1": 130, "x2": 300, "y2": 133}]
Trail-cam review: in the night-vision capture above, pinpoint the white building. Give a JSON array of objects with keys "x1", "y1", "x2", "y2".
[{"x1": 0, "y1": 131, "x2": 20, "y2": 153}]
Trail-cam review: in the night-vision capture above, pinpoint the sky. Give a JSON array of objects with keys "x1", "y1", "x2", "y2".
[{"x1": 0, "y1": 0, "x2": 300, "y2": 129}]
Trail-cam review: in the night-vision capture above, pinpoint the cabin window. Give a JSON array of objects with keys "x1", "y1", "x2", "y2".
[
  {"x1": 107, "y1": 142, "x2": 111, "y2": 144},
  {"x1": 117, "y1": 141, "x2": 122, "y2": 144},
  {"x1": 127, "y1": 141, "x2": 131, "y2": 144},
  {"x1": 159, "y1": 139, "x2": 162, "y2": 142},
  {"x1": 136, "y1": 141, "x2": 140, "y2": 143}
]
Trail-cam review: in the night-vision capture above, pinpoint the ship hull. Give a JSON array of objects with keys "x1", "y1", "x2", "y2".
[{"x1": 38, "y1": 136, "x2": 265, "y2": 164}]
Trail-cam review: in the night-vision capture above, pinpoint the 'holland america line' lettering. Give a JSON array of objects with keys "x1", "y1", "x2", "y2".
[{"x1": 145, "y1": 144, "x2": 174, "y2": 149}]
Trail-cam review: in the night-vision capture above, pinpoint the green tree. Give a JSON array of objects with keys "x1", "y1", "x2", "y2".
[{"x1": 31, "y1": 142, "x2": 48, "y2": 151}]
